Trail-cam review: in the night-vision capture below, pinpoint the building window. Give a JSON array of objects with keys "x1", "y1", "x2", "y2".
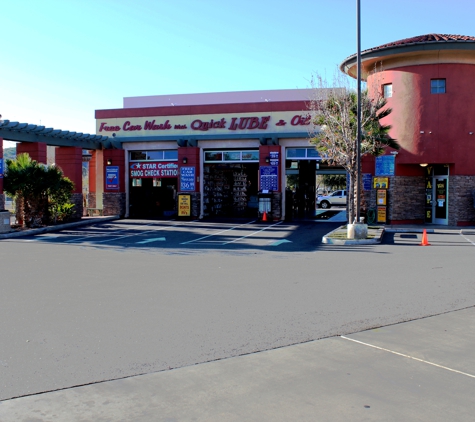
[
  {"x1": 130, "y1": 150, "x2": 178, "y2": 161},
  {"x1": 285, "y1": 148, "x2": 321, "y2": 160},
  {"x1": 431, "y1": 79, "x2": 446, "y2": 94},
  {"x1": 204, "y1": 150, "x2": 259, "y2": 163},
  {"x1": 383, "y1": 84, "x2": 392, "y2": 98}
]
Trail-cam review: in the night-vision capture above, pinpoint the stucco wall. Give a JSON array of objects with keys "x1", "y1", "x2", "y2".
[{"x1": 368, "y1": 63, "x2": 475, "y2": 175}]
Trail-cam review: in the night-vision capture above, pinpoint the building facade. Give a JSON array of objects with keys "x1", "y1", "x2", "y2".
[
  {"x1": 93, "y1": 90, "x2": 325, "y2": 221},
  {"x1": 341, "y1": 34, "x2": 475, "y2": 226}
]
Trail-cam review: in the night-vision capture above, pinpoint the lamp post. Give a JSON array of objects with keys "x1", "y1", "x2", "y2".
[{"x1": 356, "y1": 0, "x2": 362, "y2": 224}]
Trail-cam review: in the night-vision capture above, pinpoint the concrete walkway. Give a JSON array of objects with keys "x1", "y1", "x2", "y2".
[{"x1": 1, "y1": 307, "x2": 474, "y2": 422}]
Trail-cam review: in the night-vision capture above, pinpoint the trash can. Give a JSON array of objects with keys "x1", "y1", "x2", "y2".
[
  {"x1": 0, "y1": 210, "x2": 11, "y2": 233},
  {"x1": 258, "y1": 192, "x2": 272, "y2": 221}
]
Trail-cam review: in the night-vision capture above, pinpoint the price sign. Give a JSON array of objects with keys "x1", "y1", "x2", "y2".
[{"x1": 180, "y1": 167, "x2": 195, "y2": 191}]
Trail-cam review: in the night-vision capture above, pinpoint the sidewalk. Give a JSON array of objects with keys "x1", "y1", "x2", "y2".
[
  {"x1": 1, "y1": 307, "x2": 474, "y2": 421},
  {"x1": 322, "y1": 223, "x2": 475, "y2": 245}
]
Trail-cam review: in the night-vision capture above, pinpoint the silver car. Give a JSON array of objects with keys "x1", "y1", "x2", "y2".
[{"x1": 316, "y1": 190, "x2": 347, "y2": 209}]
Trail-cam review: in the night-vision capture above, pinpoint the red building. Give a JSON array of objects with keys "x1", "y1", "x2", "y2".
[
  {"x1": 341, "y1": 34, "x2": 475, "y2": 226},
  {"x1": 94, "y1": 90, "x2": 324, "y2": 220}
]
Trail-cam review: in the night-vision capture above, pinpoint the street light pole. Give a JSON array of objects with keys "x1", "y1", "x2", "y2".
[{"x1": 356, "y1": 0, "x2": 362, "y2": 223}]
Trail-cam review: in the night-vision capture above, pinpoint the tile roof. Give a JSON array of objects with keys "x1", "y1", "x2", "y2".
[
  {"x1": 364, "y1": 34, "x2": 475, "y2": 53},
  {"x1": 342, "y1": 34, "x2": 475, "y2": 63}
]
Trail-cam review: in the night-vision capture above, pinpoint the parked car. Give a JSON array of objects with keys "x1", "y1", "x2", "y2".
[{"x1": 316, "y1": 190, "x2": 347, "y2": 209}]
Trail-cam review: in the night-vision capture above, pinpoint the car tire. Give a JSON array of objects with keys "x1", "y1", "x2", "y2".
[{"x1": 320, "y1": 201, "x2": 331, "y2": 209}]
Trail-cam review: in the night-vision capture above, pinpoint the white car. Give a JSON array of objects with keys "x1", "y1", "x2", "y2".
[{"x1": 316, "y1": 190, "x2": 347, "y2": 209}]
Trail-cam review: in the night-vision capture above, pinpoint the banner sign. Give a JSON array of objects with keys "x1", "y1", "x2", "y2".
[
  {"x1": 178, "y1": 195, "x2": 191, "y2": 217},
  {"x1": 373, "y1": 177, "x2": 389, "y2": 189},
  {"x1": 377, "y1": 189, "x2": 387, "y2": 205},
  {"x1": 0, "y1": 158, "x2": 3, "y2": 178},
  {"x1": 375, "y1": 155, "x2": 395, "y2": 176},
  {"x1": 363, "y1": 173, "x2": 372, "y2": 191},
  {"x1": 260, "y1": 166, "x2": 278, "y2": 191},
  {"x1": 269, "y1": 151, "x2": 280, "y2": 166},
  {"x1": 106, "y1": 166, "x2": 119, "y2": 190},
  {"x1": 130, "y1": 161, "x2": 178, "y2": 178},
  {"x1": 97, "y1": 111, "x2": 312, "y2": 138},
  {"x1": 180, "y1": 167, "x2": 195, "y2": 191},
  {"x1": 377, "y1": 206, "x2": 387, "y2": 223}
]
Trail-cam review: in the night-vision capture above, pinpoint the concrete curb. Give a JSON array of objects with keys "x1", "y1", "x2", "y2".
[
  {"x1": 0, "y1": 216, "x2": 121, "y2": 239},
  {"x1": 384, "y1": 228, "x2": 434, "y2": 233},
  {"x1": 322, "y1": 225, "x2": 385, "y2": 245}
]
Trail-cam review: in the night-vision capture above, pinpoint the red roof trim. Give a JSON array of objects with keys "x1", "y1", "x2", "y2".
[
  {"x1": 364, "y1": 33, "x2": 475, "y2": 53},
  {"x1": 95, "y1": 101, "x2": 310, "y2": 119},
  {"x1": 341, "y1": 33, "x2": 475, "y2": 64}
]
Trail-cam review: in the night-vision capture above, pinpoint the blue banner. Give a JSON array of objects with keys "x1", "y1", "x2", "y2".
[
  {"x1": 180, "y1": 166, "x2": 195, "y2": 191},
  {"x1": 0, "y1": 158, "x2": 3, "y2": 178},
  {"x1": 106, "y1": 166, "x2": 119, "y2": 190},
  {"x1": 260, "y1": 166, "x2": 278, "y2": 191},
  {"x1": 375, "y1": 155, "x2": 395, "y2": 176}
]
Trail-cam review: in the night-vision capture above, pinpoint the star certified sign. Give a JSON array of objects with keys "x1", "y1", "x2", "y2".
[{"x1": 130, "y1": 161, "x2": 178, "y2": 178}]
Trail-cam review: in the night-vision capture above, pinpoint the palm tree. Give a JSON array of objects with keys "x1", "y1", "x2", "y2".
[{"x1": 4, "y1": 153, "x2": 74, "y2": 227}]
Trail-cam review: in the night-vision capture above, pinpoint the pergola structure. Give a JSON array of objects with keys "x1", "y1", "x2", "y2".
[
  {"x1": 0, "y1": 119, "x2": 116, "y2": 218},
  {"x1": 0, "y1": 120, "x2": 111, "y2": 149}
]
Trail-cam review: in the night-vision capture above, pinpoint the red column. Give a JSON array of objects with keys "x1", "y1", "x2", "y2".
[
  {"x1": 89, "y1": 151, "x2": 97, "y2": 194},
  {"x1": 103, "y1": 149, "x2": 126, "y2": 193},
  {"x1": 178, "y1": 147, "x2": 200, "y2": 193},
  {"x1": 259, "y1": 145, "x2": 282, "y2": 192},
  {"x1": 55, "y1": 147, "x2": 84, "y2": 219},
  {"x1": 0, "y1": 138, "x2": 3, "y2": 204},
  {"x1": 55, "y1": 147, "x2": 83, "y2": 194},
  {"x1": 102, "y1": 149, "x2": 126, "y2": 217},
  {"x1": 16, "y1": 142, "x2": 47, "y2": 163}
]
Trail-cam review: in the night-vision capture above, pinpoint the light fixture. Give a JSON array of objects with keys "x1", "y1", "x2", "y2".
[
  {"x1": 265, "y1": 156, "x2": 270, "y2": 163},
  {"x1": 420, "y1": 131, "x2": 425, "y2": 134},
  {"x1": 420, "y1": 163, "x2": 428, "y2": 167},
  {"x1": 182, "y1": 157, "x2": 188, "y2": 164},
  {"x1": 107, "y1": 159, "x2": 112, "y2": 165},
  {"x1": 470, "y1": 132, "x2": 474, "y2": 135}
]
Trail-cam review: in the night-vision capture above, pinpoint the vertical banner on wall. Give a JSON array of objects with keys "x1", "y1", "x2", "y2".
[
  {"x1": 106, "y1": 166, "x2": 119, "y2": 190},
  {"x1": 260, "y1": 166, "x2": 278, "y2": 191},
  {"x1": 269, "y1": 151, "x2": 279, "y2": 166},
  {"x1": 0, "y1": 158, "x2": 3, "y2": 178},
  {"x1": 180, "y1": 167, "x2": 195, "y2": 191},
  {"x1": 375, "y1": 155, "x2": 395, "y2": 176}
]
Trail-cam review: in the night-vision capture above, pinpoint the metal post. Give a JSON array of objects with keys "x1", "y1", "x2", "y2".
[{"x1": 356, "y1": 0, "x2": 362, "y2": 223}]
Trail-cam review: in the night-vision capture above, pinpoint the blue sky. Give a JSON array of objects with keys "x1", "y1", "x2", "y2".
[{"x1": 2, "y1": 0, "x2": 474, "y2": 147}]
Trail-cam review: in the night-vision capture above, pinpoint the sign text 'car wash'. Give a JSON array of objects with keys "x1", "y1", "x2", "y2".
[{"x1": 130, "y1": 162, "x2": 178, "y2": 178}]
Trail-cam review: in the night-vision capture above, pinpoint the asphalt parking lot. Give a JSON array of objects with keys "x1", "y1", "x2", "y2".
[
  {"x1": 1, "y1": 218, "x2": 475, "y2": 421},
  {"x1": 1, "y1": 218, "x2": 343, "y2": 253}
]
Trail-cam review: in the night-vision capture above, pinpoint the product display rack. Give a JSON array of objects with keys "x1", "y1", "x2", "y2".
[{"x1": 203, "y1": 164, "x2": 249, "y2": 217}]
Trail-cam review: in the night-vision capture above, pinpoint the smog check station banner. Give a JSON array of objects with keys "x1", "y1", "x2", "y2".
[{"x1": 130, "y1": 162, "x2": 178, "y2": 178}]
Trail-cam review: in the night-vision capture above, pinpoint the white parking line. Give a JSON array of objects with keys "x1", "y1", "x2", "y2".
[
  {"x1": 460, "y1": 232, "x2": 475, "y2": 246},
  {"x1": 222, "y1": 221, "x2": 283, "y2": 245},
  {"x1": 180, "y1": 220, "x2": 257, "y2": 245},
  {"x1": 64, "y1": 221, "x2": 173, "y2": 244},
  {"x1": 341, "y1": 336, "x2": 475, "y2": 379},
  {"x1": 136, "y1": 237, "x2": 166, "y2": 244}
]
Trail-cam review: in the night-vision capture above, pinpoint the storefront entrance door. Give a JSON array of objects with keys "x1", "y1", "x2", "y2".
[{"x1": 433, "y1": 176, "x2": 448, "y2": 225}]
